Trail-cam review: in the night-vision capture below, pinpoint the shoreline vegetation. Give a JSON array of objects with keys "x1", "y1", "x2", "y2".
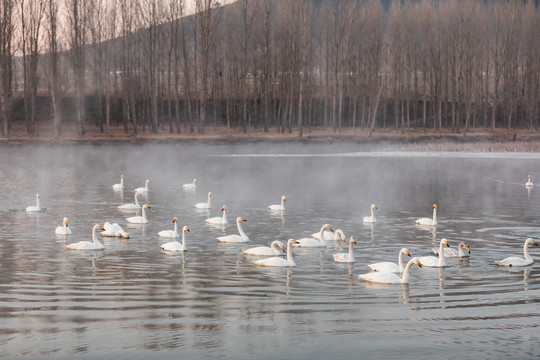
[{"x1": 2, "y1": 121, "x2": 540, "y2": 152}]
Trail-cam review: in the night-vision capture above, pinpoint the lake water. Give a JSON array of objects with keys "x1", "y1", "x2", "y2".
[{"x1": 0, "y1": 143, "x2": 539, "y2": 359}]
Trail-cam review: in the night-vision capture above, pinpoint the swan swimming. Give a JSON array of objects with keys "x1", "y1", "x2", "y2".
[
  {"x1": 243, "y1": 241, "x2": 285, "y2": 256},
  {"x1": 358, "y1": 258, "x2": 422, "y2": 284},
  {"x1": 66, "y1": 224, "x2": 105, "y2": 250},
  {"x1": 206, "y1": 206, "x2": 228, "y2": 225},
  {"x1": 117, "y1": 192, "x2": 142, "y2": 210},
  {"x1": 160, "y1": 226, "x2": 190, "y2": 252},
  {"x1": 415, "y1": 204, "x2": 437, "y2": 226},
  {"x1": 158, "y1": 217, "x2": 180, "y2": 238},
  {"x1": 183, "y1": 178, "x2": 197, "y2": 190},
  {"x1": 195, "y1": 192, "x2": 212, "y2": 209},
  {"x1": 312, "y1": 228, "x2": 345, "y2": 241},
  {"x1": 362, "y1": 204, "x2": 378, "y2": 223},
  {"x1": 55, "y1": 217, "x2": 72, "y2": 235},
  {"x1": 26, "y1": 193, "x2": 43, "y2": 212},
  {"x1": 419, "y1": 238, "x2": 449, "y2": 267},
  {"x1": 134, "y1": 179, "x2": 150, "y2": 194},
  {"x1": 269, "y1": 196, "x2": 286, "y2": 211},
  {"x1": 126, "y1": 204, "x2": 150, "y2": 224},
  {"x1": 217, "y1": 217, "x2": 249, "y2": 243},
  {"x1": 293, "y1": 224, "x2": 333, "y2": 247},
  {"x1": 433, "y1": 241, "x2": 470, "y2": 258},
  {"x1": 368, "y1": 248, "x2": 411, "y2": 273},
  {"x1": 101, "y1": 222, "x2": 129, "y2": 238},
  {"x1": 333, "y1": 236, "x2": 357, "y2": 263},
  {"x1": 113, "y1": 175, "x2": 124, "y2": 190},
  {"x1": 526, "y1": 175, "x2": 533, "y2": 188},
  {"x1": 496, "y1": 238, "x2": 537, "y2": 267},
  {"x1": 253, "y1": 239, "x2": 299, "y2": 267}
]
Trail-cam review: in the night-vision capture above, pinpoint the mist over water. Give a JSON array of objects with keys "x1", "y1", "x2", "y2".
[{"x1": 0, "y1": 143, "x2": 539, "y2": 359}]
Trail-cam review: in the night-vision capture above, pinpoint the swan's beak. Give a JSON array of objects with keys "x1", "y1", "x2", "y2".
[
  {"x1": 352, "y1": 237, "x2": 356, "y2": 244},
  {"x1": 467, "y1": 247, "x2": 471, "y2": 254},
  {"x1": 374, "y1": 205, "x2": 377, "y2": 209},
  {"x1": 445, "y1": 241, "x2": 449, "y2": 247},
  {"x1": 406, "y1": 250, "x2": 410, "y2": 257},
  {"x1": 185, "y1": 227, "x2": 190, "y2": 232},
  {"x1": 416, "y1": 260, "x2": 422, "y2": 268},
  {"x1": 281, "y1": 246, "x2": 285, "y2": 253},
  {"x1": 329, "y1": 227, "x2": 334, "y2": 232},
  {"x1": 293, "y1": 240, "x2": 299, "y2": 244},
  {"x1": 65, "y1": 221, "x2": 69, "y2": 226},
  {"x1": 125, "y1": 234, "x2": 129, "y2": 239},
  {"x1": 433, "y1": 204, "x2": 436, "y2": 208},
  {"x1": 173, "y1": 218, "x2": 177, "y2": 223},
  {"x1": 241, "y1": 218, "x2": 247, "y2": 222},
  {"x1": 100, "y1": 226, "x2": 104, "y2": 230},
  {"x1": 533, "y1": 241, "x2": 538, "y2": 246}
]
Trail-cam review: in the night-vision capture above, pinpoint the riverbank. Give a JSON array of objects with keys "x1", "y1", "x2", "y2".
[{"x1": 1, "y1": 121, "x2": 540, "y2": 151}]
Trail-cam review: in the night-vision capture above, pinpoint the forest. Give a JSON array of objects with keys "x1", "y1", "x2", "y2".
[{"x1": 0, "y1": 0, "x2": 539, "y2": 139}]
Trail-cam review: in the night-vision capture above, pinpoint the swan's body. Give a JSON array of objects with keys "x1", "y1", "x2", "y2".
[
  {"x1": 368, "y1": 248, "x2": 411, "y2": 273},
  {"x1": 183, "y1": 178, "x2": 197, "y2": 190},
  {"x1": 358, "y1": 258, "x2": 422, "y2": 284},
  {"x1": 333, "y1": 237, "x2": 356, "y2": 263},
  {"x1": 253, "y1": 239, "x2": 299, "y2": 267},
  {"x1": 66, "y1": 224, "x2": 105, "y2": 250},
  {"x1": 362, "y1": 204, "x2": 378, "y2": 223},
  {"x1": 312, "y1": 229, "x2": 345, "y2": 241},
  {"x1": 526, "y1": 175, "x2": 533, "y2": 188},
  {"x1": 293, "y1": 224, "x2": 333, "y2": 247},
  {"x1": 269, "y1": 196, "x2": 286, "y2": 211},
  {"x1": 217, "y1": 217, "x2": 249, "y2": 243},
  {"x1": 113, "y1": 175, "x2": 124, "y2": 190},
  {"x1": 160, "y1": 226, "x2": 190, "y2": 252},
  {"x1": 117, "y1": 193, "x2": 142, "y2": 210},
  {"x1": 101, "y1": 222, "x2": 129, "y2": 238},
  {"x1": 158, "y1": 217, "x2": 179, "y2": 238},
  {"x1": 419, "y1": 238, "x2": 449, "y2": 267},
  {"x1": 433, "y1": 241, "x2": 470, "y2": 258},
  {"x1": 243, "y1": 241, "x2": 285, "y2": 256},
  {"x1": 126, "y1": 204, "x2": 150, "y2": 224},
  {"x1": 195, "y1": 192, "x2": 212, "y2": 209},
  {"x1": 26, "y1": 194, "x2": 42, "y2": 212},
  {"x1": 134, "y1": 179, "x2": 150, "y2": 194},
  {"x1": 415, "y1": 204, "x2": 437, "y2": 226},
  {"x1": 496, "y1": 238, "x2": 537, "y2": 267},
  {"x1": 206, "y1": 206, "x2": 228, "y2": 225},
  {"x1": 55, "y1": 217, "x2": 72, "y2": 235}
]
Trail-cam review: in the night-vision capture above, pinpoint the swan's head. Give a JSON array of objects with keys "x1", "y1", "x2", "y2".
[
  {"x1": 402, "y1": 248, "x2": 411, "y2": 257},
  {"x1": 238, "y1": 217, "x2": 247, "y2": 222},
  {"x1": 183, "y1": 226, "x2": 190, "y2": 232},
  {"x1": 221, "y1": 206, "x2": 227, "y2": 212},
  {"x1": 208, "y1": 192, "x2": 212, "y2": 197},
  {"x1": 146, "y1": 179, "x2": 150, "y2": 184},
  {"x1": 36, "y1": 194, "x2": 40, "y2": 198},
  {"x1": 527, "y1": 238, "x2": 538, "y2": 246},
  {"x1": 100, "y1": 226, "x2": 104, "y2": 231},
  {"x1": 282, "y1": 196, "x2": 286, "y2": 202},
  {"x1": 371, "y1": 204, "x2": 377, "y2": 209},
  {"x1": 288, "y1": 239, "x2": 299, "y2": 245},
  {"x1": 194, "y1": 178, "x2": 197, "y2": 183},
  {"x1": 63, "y1": 217, "x2": 69, "y2": 226},
  {"x1": 124, "y1": 234, "x2": 129, "y2": 239},
  {"x1": 459, "y1": 241, "x2": 471, "y2": 254},
  {"x1": 433, "y1": 204, "x2": 437, "y2": 208},
  {"x1": 412, "y1": 257, "x2": 422, "y2": 268},
  {"x1": 173, "y1": 217, "x2": 177, "y2": 223},
  {"x1": 323, "y1": 224, "x2": 333, "y2": 232},
  {"x1": 350, "y1": 236, "x2": 356, "y2": 244},
  {"x1": 441, "y1": 238, "x2": 449, "y2": 247},
  {"x1": 143, "y1": 205, "x2": 150, "y2": 209},
  {"x1": 121, "y1": 175, "x2": 123, "y2": 179}
]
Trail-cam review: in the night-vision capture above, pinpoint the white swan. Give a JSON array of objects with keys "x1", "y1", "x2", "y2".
[
  {"x1": 269, "y1": 196, "x2": 286, "y2": 211},
  {"x1": 55, "y1": 217, "x2": 72, "y2": 235},
  {"x1": 358, "y1": 257, "x2": 422, "y2": 284},
  {"x1": 158, "y1": 217, "x2": 179, "y2": 238},
  {"x1": 496, "y1": 238, "x2": 537, "y2": 267},
  {"x1": 126, "y1": 204, "x2": 150, "y2": 224},
  {"x1": 526, "y1": 175, "x2": 533, "y2": 188},
  {"x1": 26, "y1": 193, "x2": 42, "y2": 212},
  {"x1": 243, "y1": 241, "x2": 285, "y2": 256},
  {"x1": 218, "y1": 217, "x2": 249, "y2": 243},
  {"x1": 117, "y1": 192, "x2": 142, "y2": 210},
  {"x1": 362, "y1": 204, "x2": 378, "y2": 223},
  {"x1": 206, "y1": 206, "x2": 228, "y2": 225},
  {"x1": 333, "y1": 236, "x2": 357, "y2": 263},
  {"x1": 419, "y1": 238, "x2": 449, "y2": 267},
  {"x1": 183, "y1": 178, "x2": 197, "y2": 190},
  {"x1": 433, "y1": 241, "x2": 470, "y2": 258},
  {"x1": 134, "y1": 179, "x2": 150, "y2": 194},
  {"x1": 368, "y1": 248, "x2": 411, "y2": 273},
  {"x1": 113, "y1": 175, "x2": 124, "y2": 190},
  {"x1": 160, "y1": 226, "x2": 190, "y2": 252},
  {"x1": 195, "y1": 192, "x2": 212, "y2": 209},
  {"x1": 312, "y1": 228, "x2": 345, "y2": 241},
  {"x1": 101, "y1": 222, "x2": 129, "y2": 238},
  {"x1": 415, "y1": 204, "x2": 437, "y2": 226},
  {"x1": 293, "y1": 224, "x2": 333, "y2": 247},
  {"x1": 253, "y1": 239, "x2": 299, "y2": 267},
  {"x1": 66, "y1": 224, "x2": 105, "y2": 250}
]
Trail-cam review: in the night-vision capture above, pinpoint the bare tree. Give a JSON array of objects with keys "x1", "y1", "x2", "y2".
[
  {"x1": 44, "y1": 0, "x2": 62, "y2": 139},
  {"x1": 0, "y1": 0, "x2": 15, "y2": 137}
]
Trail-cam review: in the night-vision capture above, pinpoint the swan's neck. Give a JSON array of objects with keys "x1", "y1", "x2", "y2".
[
  {"x1": 398, "y1": 250, "x2": 405, "y2": 272},
  {"x1": 336, "y1": 230, "x2": 345, "y2": 240},
  {"x1": 281, "y1": 198, "x2": 285, "y2": 207},
  {"x1": 142, "y1": 207, "x2": 147, "y2": 221},
  {"x1": 318, "y1": 226, "x2": 327, "y2": 242},
  {"x1": 438, "y1": 241, "x2": 446, "y2": 266},
  {"x1": 120, "y1": 177, "x2": 124, "y2": 186},
  {"x1": 237, "y1": 219, "x2": 247, "y2": 239},
  {"x1": 371, "y1": 206, "x2": 375, "y2": 219},
  {"x1": 173, "y1": 222, "x2": 178, "y2": 237},
  {"x1": 348, "y1": 240, "x2": 354, "y2": 260},
  {"x1": 524, "y1": 240, "x2": 533, "y2": 261},
  {"x1": 287, "y1": 241, "x2": 296, "y2": 266},
  {"x1": 145, "y1": 182, "x2": 149, "y2": 190},
  {"x1": 458, "y1": 243, "x2": 464, "y2": 257},
  {"x1": 92, "y1": 225, "x2": 101, "y2": 246},
  {"x1": 36, "y1": 197, "x2": 41, "y2": 210},
  {"x1": 401, "y1": 259, "x2": 415, "y2": 283},
  {"x1": 433, "y1": 207, "x2": 437, "y2": 223},
  {"x1": 270, "y1": 241, "x2": 279, "y2": 253},
  {"x1": 134, "y1": 194, "x2": 140, "y2": 206},
  {"x1": 222, "y1": 210, "x2": 227, "y2": 223},
  {"x1": 207, "y1": 194, "x2": 211, "y2": 207},
  {"x1": 181, "y1": 229, "x2": 186, "y2": 250}
]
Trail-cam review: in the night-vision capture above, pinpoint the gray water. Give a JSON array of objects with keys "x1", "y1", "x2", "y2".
[{"x1": 0, "y1": 144, "x2": 539, "y2": 359}]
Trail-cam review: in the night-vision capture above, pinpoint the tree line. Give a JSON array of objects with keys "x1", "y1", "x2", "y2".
[{"x1": 0, "y1": 0, "x2": 539, "y2": 138}]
